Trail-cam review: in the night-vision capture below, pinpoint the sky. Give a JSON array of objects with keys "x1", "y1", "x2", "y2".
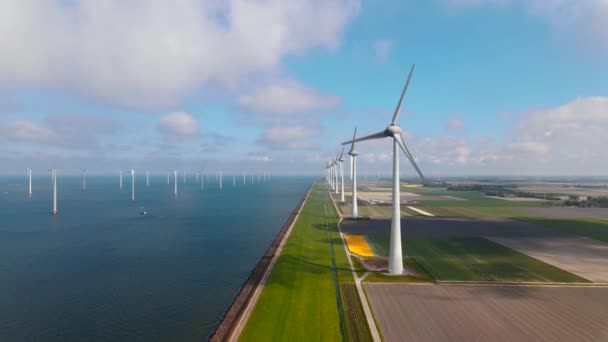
[{"x1": 0, "y1": 0, "x2": 607, "y2": 176}]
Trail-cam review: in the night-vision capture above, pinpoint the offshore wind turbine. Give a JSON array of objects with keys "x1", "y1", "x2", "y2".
[
  {"x1": 49, "y1": 168, "x2": 57, "y2": 215},
  {"x1": 341, "y1": 65, "x2": 424, "y2": 275},
  {"x1": 82, "y1": 169, "x2": 86, "y2": 192},
  {"x1": 201, "y1": 171, "x2": 204, "y2": 191},
  {"x1": 27, "y1": 168, "x2": 32, "y2": 197},
  {"x1": 119, "y1": 171, "x2": 123, "y2": 191},
  {"x1": 130, "y1": 169, "x2": 135, "y2": 202},
  {"x1": 167, "y1": 170, "x2": 170, "y2": 185},
  {"x1": 174, "y1": 170, "x2": 178, "y2": 197},
  {"x1": 233, "y1": 175, "x2": 236, "y2": 187},
  {"x1": 243, "y1": 170, "x2": 246, "y2": 185},
  {"x1": 146, "y1": 170, "x2": 150, "y2": 188},
  {"x1": 219, "y1": 170, "x2": 223, "y2": 190}
]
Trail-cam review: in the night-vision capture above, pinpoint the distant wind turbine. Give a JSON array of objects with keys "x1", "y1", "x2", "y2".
[
  {"x1": 146, "y1": 170, "x2": 150, "y2": 188},
  {"x1": 338, "y1": 145, "x2": 345, "y2": 202},
  {"x1": 27, "y1": 168, "x2": 32, "y2": 197},
  {"x1": 243, "y1": 170, "x2": 246, "y2": 185},
  {"x1": 49, "y1": 168, "x2": 57, "y2": 215},
  {"x1": 167, "y1": 170, "x2": 170, "y2": 185},
  {"x1": 219, "y1": 170, "x2": 223, "y2": 190},
  {"x1": 119, "y1": 171, "x2": 123, "y2": 191},
  {"x1": 174, "y1": 170, "x2": 178, "y2": 197},
  {"x1": 82, "y1": 169, "x2": 86, "y2": 192},
  {"x1": 341, "y1": 65, "x2": 424, "y2": 275},
  {"x1": 130, "y1": 169, "x2": 135, "y2": 202},
  {"x1": 348, "y1": 127, "x2": 358, "y2": 218}
]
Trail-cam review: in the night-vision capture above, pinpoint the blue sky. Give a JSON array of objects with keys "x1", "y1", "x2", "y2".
[{"x1": 0, "y1": 0, "x2": 607, "y2": 176}]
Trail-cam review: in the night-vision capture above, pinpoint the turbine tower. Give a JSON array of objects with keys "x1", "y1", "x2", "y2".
[
  {"x1": 146, "y1": 170, "x2": 150, "y2": 188},
  {"x1": 50, "y1": 168, "x2": 57, "y2": 215},
  {"x1": 82, "y1": 169, "x2": 86, "y2": 192},
  {"x1": 219, "y1": 170, "x2": 223, "y2": 190},
  {"x1": 174, "y1": 170, "x2": 178, "y2": 197},
  {"x1": 341, "y1": 65, "x2": 423, "y2": 275},
  {"x1": 167, "y1": 170, "x2": 170, "y2": 185},
  {"x1": 334, "y1": 155, "x2": 339, "y2": 195},
  {"x1": 201, "y1": 171, "x2": 204, "y2": 191},
  {"x1": 119, "y1": 171, "x2": 123, "y2": 191},
  {"x1": 243, "y1": 170, "x2": 246, "y2": 185},
  {"x1": 348, "y1": 127, "x2": 359, "y2": 218},
  {"x1": 338, "y1": 145, "x2": 346, "y2": 202},
  {"x1": 130, "y1": 169, "x2": 135, "y2": 202},
  {"x1": 233, "y1": 175, "x2": 236, "y2": 187},
  {"x1": 27, "y1": 168, "x2": 32, "y2": 197}
]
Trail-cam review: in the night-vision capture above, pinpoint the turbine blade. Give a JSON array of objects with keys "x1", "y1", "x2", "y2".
[
  {"x1": 391, "y1": 64, "x2": 415, "y2": 125},
  {"x1": 394, "y1": 133, "x2": 424, "y2": 180},
  {"x1": 339, "y1": 144, "x2": 345, "y2": 159},
  {"x1": 342, "y1": 130, "x2": 386, "y2": 145},
  {"x1": 349, "y1": 126, "x2": 357, "y2": 153}
]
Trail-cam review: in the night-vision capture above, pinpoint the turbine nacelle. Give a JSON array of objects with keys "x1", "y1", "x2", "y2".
[{"x1": 385, "y1": 124, "x2": 402, "y2": 137}]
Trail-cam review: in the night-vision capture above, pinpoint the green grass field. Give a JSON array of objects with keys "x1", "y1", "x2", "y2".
[
  {"x1": 422, "y1": 206, "x2": 540, "y2": 218},
  {"x1": 365, "y1": 236, "x2": 587, "y2": 283},
  {"x1": 339, "y1": 283, "x2": 373, "y2": 342},
  {"x1": 522, "y1": 218, "x2": 608, "y2": 242},
  {"x1": 403, "y1": 187, "x2": 547, "y2": 207},
  {"x1": 240, "y1": 184, "x2": 353, "y2": 341}
]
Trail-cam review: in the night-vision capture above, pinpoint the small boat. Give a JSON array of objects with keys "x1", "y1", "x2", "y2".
[{"x1": 139, "y1": 207, "x2": 148, "y2": 215}]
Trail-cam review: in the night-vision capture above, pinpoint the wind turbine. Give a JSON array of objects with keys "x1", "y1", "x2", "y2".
[
  {"x1": 130, "y1": 169, "x2": 135, "y2": 202},
  {"x1": 338, "y1": 145, "x2": 346, "y2": 202},
  {"x1": 174, "y1": 170, "x2": 178, "y2": 197},
  {"x1": 167, "y1": 170, "x2": 170, "y2": 185},
  {"x1": 27, "y1": 168, "x2": 32, "y2": 197},
  {"x1": 119, "y1": 171, "x2": 123, "y2": 191},
  {"x1": 334, "y1": 155, "x2": 340, "y2": 195},
  {"x1": 146, "y1": 170, "x2": 150, "y2": 188},
  {"x1": 233, "y1": 175, "x2": 236, "y2": 187},
  {"x1": 348, "y1": 127, "x2": 359, "y2": 218},
  {"x1": 341, "y1": 65, "x2": 424, "y2": 275},
  {"x1": 82, "y1": 169, "x2": 86, "y2": 192},
  {"x1": 49, "y1": 167, "x2": 57, "y2": 215},
  {"x1": 219, "y1": 169, "x2": 223, "y2": 190}
]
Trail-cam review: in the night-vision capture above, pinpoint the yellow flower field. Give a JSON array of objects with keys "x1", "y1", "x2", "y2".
[{"x1": 344, "y1": 234, "x2": 375, "y2": 257}]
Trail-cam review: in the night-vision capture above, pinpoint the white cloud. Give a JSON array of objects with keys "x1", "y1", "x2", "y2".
[
  {"x1": 0, "y1": 0, "x2": 360, "y2": 110},
  {"x1": 257, "y1": 125, "x2": 321, "y2": 149},
  {"x1": 157, "y1": 112, "x2": 199, "y2": 140},
  {"x1": 374, "y1": 39, "x2": 392, "y2": 61},
  {"x1": 441, "y1": 0, "x2": 608, "y2": 51},
  {"x1": 444, "y1": 114, "x2": 466, "y2": 131},
  {"x1": 0, "y1": 119, "x2": 58, "y2": 143},
  {"x1": 238, "y1": 79, "x2": 342, "y2": 114}
]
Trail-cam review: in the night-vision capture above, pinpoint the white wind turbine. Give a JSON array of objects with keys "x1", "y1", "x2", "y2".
[
  {"x1": 167, "y1": 170, "x2": 170, "y2": 185},
  {"x1": 233, "y1": 175, "x2": 236, "y2": 188},
  {"x1": 243, "y1": 170, "x2": 246, "y2": 185},
  {"x1": 219, "y1": 169, "x2": 223, "y2": 190},
  {"x1": 130, "y1": 168, "x2": 135, "y2": 202},
  {"x1": 27, "y1": 168, "x2": 32, "y2": 197},
  {"x1": 174, "y1": 170, "x2": 178, "y2": 197},
  {"x1": 49, "y1": 167, "x2": 57, "y2": 215},
  {"x1": 348, "y1": 127, "x2": 359, "y2": 218},
  {"x1": 119, "y1": 170, "x2": 123, "y2": 191},
  {"x1": 334, "y1": 155, "x2": 340, "y2": 195},
  {"x1": 342, "y1": 65, "x2": 424, "y2": 275},
  {"x1": 146, "y1": 170, "x2": 150, "y2": 188},
  {"x1": 338, "y1": 145, "x2": 346, "y2": 202}
]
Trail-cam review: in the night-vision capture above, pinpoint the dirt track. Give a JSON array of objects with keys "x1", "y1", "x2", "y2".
[
  {"x1": 365, "y1": 283, "x2": 608, "y2": 342},
  {"x1": 340, "y1": 216, "x2": 561, "y2": 238}
]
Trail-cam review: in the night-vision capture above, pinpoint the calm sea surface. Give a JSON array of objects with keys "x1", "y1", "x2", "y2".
[{"x1": 0, "y1": 175, "x2": 312, "y2": 341}]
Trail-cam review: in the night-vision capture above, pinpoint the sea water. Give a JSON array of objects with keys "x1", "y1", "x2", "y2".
[{"x1": 0, "y1": 175, "x2": 313, "y2": 341}]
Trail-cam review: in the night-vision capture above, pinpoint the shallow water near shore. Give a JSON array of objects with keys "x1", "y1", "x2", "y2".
[{"x1": 0, "y1": 175, "x2": 313, "y2": 341}]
